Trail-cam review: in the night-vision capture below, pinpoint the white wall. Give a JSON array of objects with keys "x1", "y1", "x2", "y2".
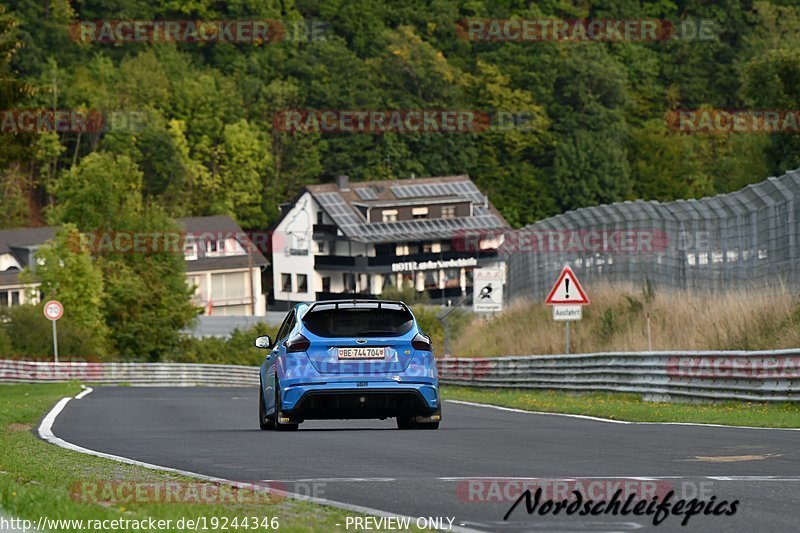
[
  {"x1": 272, "y1": 192, "x2": 316, "y2": 302},
  {"x1": 0, "y1": 253, "x2": 21, "y2": 272}
]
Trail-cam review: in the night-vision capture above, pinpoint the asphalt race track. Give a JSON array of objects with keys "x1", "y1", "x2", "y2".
[{"x1": 50, "y1": 387, "x2": 800, "y2": 532}]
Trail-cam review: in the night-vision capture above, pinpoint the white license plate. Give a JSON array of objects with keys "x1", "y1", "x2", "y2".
[{"x1": 337, "y1": 347, "x2": 386, "y2": 359}]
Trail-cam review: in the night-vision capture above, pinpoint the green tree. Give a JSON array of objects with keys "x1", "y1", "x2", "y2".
[
  {"x1": 50, "y1": 153, "x2": 197, "y2": 360},
  {"x1": 21, "y1": 223, "x2": 110, "y2": 354},
  {"x1": 100, "y1": 209, "x2": 198, "y2": 361},
  {"x1": 48, "y1": 152, "x2": 143, "y2": 229},
  {"x1": 218, "y1": 119, "x2": 272, "y2": 229}
]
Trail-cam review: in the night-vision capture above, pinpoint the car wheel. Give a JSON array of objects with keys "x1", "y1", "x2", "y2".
[
  {"x1": 275, "y1": 382, "x2": 299, "y2": 432},
  {"x1": 259, "y1": 383, "x2": 273, "y2": 431},
  {"x1": 396, "y1": 416, "x2": 414, "y2": 430},
  {"x1": 397, "y1": 406, "x2": 441, "y2": 430}
]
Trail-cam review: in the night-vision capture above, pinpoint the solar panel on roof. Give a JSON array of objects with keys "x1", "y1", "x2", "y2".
[{"x1": 355, "y1": 187, "x2": 378, "y2": 200}]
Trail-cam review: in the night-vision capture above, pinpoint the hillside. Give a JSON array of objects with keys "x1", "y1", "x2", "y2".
[{"x1": 2, "y1": 1, "x2": 800, "y2": 229}]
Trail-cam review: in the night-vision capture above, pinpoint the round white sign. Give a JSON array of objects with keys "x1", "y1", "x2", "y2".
[{"x1": 43, "y1": 300, "x2": 64, "y2": 321}]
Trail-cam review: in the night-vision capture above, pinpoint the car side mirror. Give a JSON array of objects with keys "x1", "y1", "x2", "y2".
[{"x1": 254, "y1": 335, "x2": 271, "y2": 349}]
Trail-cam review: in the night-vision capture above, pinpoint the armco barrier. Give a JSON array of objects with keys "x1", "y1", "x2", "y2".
[
  {"x1": 438, "y1": 349, "x2": 800, "y2": 402},
  {"x1": 3, "y1": 350, "x2": 800, "y2": 401},
  {"x1": 0, "y1": 361, "x2": 259, "y2": 387}
]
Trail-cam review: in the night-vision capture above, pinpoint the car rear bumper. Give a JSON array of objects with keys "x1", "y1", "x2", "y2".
[{"x1": 280, "y1": 382, "x2": 439, "y2": 420}]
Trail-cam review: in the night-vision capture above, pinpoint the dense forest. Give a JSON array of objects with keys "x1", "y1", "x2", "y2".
[
  {"x1": 2, "y1": 0, "x2": 800, "y2": 231},
  {"x1": 1, "y1": 0, "x2": 800, "y2": 359}
]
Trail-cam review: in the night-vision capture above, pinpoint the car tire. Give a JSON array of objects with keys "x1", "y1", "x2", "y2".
[
  {"x1": 397, "y1": 406, "x2": 441, "y2": 430},
  {"x1": 275, "y1": 382, "x2": 299, "y2": 432},
  {"x1": 396, "y1": 416, "x2": 414, "y2": 430},
  {"x1": 259, "y1": 384, "x2": 273, "y2": 431}
]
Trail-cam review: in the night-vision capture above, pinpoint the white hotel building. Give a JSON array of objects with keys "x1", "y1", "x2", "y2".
[{"x1": 270, "y1": 174, "x2": 509, "y2": 306}]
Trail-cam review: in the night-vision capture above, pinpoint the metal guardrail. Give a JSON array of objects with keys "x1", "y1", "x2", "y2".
[
  {"x1": 0, "y1": 361, "x2": 259, "y2": 387},
  {"x1": 4, "y1": 350, "x2": 800, "y2": 402},
  {"x1": 438, "y1": 349, "x2": 800, "y2": 402}
]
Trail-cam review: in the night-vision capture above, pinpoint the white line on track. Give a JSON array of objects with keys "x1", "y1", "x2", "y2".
[
  {"x1": 437, "y1": 476, "x2": 800, "y2": 482},
  {"x1": 262, "y1": 478, "x2": 396, "y2": 483},
  {"x1": 38, "y1": 391, "x2": 483, "y2": 533},
  {"x1": 74, "y1": 386, "x2": 93, "y2": 400},
  {"x1": 446, "y1": 399, "x2": 800, "y2": 431}
]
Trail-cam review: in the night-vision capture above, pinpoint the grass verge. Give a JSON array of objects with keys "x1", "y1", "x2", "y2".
[
  {"x1": 442, "y1": 386, "x2": 800, "y2": 428},
  {"x1": 450, "y1": 283, "x2": 800, "y2": 356},
  {"x1": 0, "y1": 383, "x2": 390, "y2": 532}
]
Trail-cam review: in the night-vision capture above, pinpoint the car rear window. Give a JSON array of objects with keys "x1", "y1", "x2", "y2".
[{"x1": 302, "y1": 307, "x2": 414, "y2": 338}]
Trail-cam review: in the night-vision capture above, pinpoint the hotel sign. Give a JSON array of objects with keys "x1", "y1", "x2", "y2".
[{"x1": 391, "y1": 257, "x2": 478, "y2": 272}]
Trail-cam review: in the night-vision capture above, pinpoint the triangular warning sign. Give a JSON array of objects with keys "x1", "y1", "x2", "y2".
[{"x1": 545, "y1": 265, "x2": 589, "y2": 305}]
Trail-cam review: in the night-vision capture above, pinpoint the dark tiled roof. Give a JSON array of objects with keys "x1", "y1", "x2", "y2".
[
  {"x1": 185, "y1": 254, "x2": 267, "y2": 272},
  {"x1": 0, "y1": 226, "x2": 57, "y2": 255},
  {"x1": 305, "y1": 175, "x2": 509, "y2": 243},
  {"x1": 0, "y1": 216, "x2": 267, "y2": 275}
]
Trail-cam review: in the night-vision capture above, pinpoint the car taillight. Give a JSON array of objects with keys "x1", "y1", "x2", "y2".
[
  {"x1": 412, "y1": 333, "x2": 432, "y2": 351},
  {"x1": 284, "y1": 333, "x2": 310, "y2": 353}
]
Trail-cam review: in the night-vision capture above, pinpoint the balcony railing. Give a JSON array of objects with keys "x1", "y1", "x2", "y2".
[{"x1": 314, "y1": 249, "x2": 499, "y2": 270}]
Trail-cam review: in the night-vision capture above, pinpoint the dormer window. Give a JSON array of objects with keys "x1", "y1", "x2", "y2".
[
  {"x1": 412, "y1": 207, "x2": 428, "y2": 219},
  {"x1": 441, "y1": 206, "x2": 456, "y2": 219},
  {"x1": 382, "y1": 209, "x2": 398, "y2": 222}
]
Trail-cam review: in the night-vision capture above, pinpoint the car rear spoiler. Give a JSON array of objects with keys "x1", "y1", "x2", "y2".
[{"x1": 305, "y1": 300, "x2": 412, "y2": 314}]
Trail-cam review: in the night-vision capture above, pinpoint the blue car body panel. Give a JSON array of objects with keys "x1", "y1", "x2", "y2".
[{"x1": 259, "y1": 301, "x2": 439, "y2": 421}]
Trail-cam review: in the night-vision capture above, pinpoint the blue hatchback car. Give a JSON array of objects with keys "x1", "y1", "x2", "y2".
[{"x1": 255, "y1": 299, "x2": 440, "y2": 431}]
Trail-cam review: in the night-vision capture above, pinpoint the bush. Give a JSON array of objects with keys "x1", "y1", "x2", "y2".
[
  {"x1": 169, "y1": 323, "x2": 278, "y2": 366},
  {"x1": 379, "y1": 281, "x2": 430, "y2": 305},
  {"x1": 0, "y1": 304, "x2": 108, "y2": 360},
  {"x1": 411, "y1": 304, "x2": 471, "y2": 356}
]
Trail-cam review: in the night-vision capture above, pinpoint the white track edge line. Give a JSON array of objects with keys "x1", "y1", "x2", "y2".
[
  {"x1": 74, "y1": 386, "x2": 93, "y2": 400},
  {"x1": 38, "y1": 395, "x2": 482, "y2": 533},
  {"x1": 446, "y1": 399, "x2": 800, "y2": 431}
]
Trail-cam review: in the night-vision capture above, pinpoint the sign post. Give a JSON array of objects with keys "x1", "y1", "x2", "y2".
[
  {"x1": 43, "y1": 300, "x2": 64, "y2": 363},
  {"x1": 473, "y1": 267, "x2": 505, "y2": 313},
  {"x1": 545, "y1": 266, "x2": 589, "y2": 354}
]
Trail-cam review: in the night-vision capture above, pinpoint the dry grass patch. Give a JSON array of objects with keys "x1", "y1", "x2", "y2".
[{"x1": 452, "y1": 283, "x2": 800, "y2": 356}]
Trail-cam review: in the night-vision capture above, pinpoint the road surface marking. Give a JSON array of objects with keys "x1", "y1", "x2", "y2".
[
  {"x1": 38, "y1": 395, "x2": 482, "y2": 533},
  {"x1": 447, "y1": 399, "x2": 800, "y2": 431},
  {"x1": 75, "y1": 386, "x2": 93, "y2": 400}
]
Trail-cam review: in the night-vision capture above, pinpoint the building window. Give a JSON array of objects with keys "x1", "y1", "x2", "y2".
[
  {"x1": 343, "y1": 273, "x2": 356, "y2": 292},
  {"x1": 412, "y1": 207, "x2": 428, "y2": 219},
  {"x1": 184, "y1": 239, "x2": 198, "y2": 260},
  {"x1": 375, "y1": 243, "x2": 394, "y2": 257},
  {"x1": 382, "y1": 209, "x2": 398, "y2": 223},
  {"x1": 441, "y1": 206, "x2": 456, "y2": 219},
  {"x1": 281, "y1": 273, "x2": 292, "y2": 292},
  {"x1": 0, "y1": 290, "x2": 20, "y2": 306},
  {"x1": 424, "y1": 271, "x2": 438, "y2": 289},
  {"x1": 444, "y1": 268, "x2": 460, "y2": 288},
  {"x1": 296, "y1": 274, "x2": 308, "y2": 293},
  {"x1": 212, "y1": 272, "x2": 247, "y2": 301},
  {"x1": 322, "y1": 276, "x2": 331, "y2": 292}
]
